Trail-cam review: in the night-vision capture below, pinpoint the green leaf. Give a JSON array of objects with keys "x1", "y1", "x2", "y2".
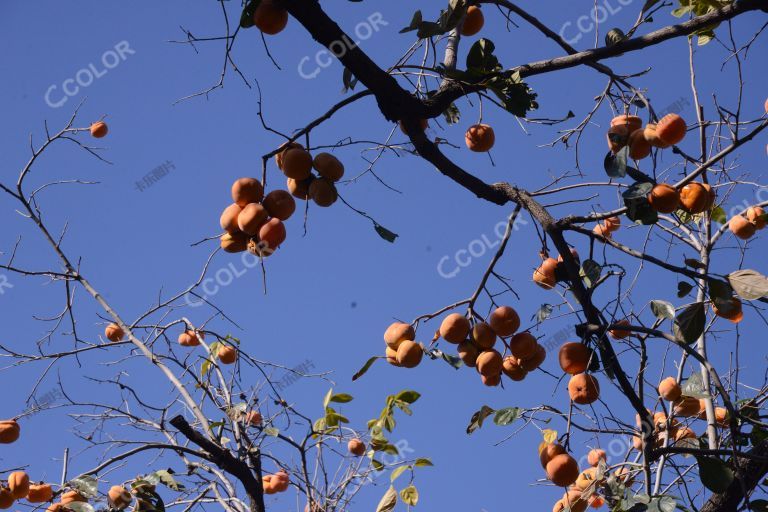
[
  {"x1": 650, "y1": 300, "x2": 675, "y2": 320},
  {"x1": 390, "y1": 465, "x2": 409, "y2": 482},
  {"x1": 239, "y1": 0, "x2": 261, "y2": 28},
  {"x1": 685, "y1": 258, "x2": 706, "y2": 269},
  {"x1": 400, "y1": 485, "x2": 419, "y2": 506},
  {"x1": 263, "y1": 427, "x2": 280, "y2": 437},
  {"x1": 681, "y1": 372, "x2": 709, "y2": 399},
  {"x1": 395, "y1": 390, "x2": 421, "y2": 404},
  {"x1": 68, "y1": 475, "x2": 98, "y2": 498},
  {"x1": 466, "y1": 405, "x2": 495, "y2": 434},
  {"x1": 649, "y1": 495, "x2": 677, "y2": 512},
  {"x1": 697, "y1": 456, "x2": 734, "y2": 493},
  {"x1": 323, "y1": 388, "x2": 333, "y2": 409},
  {"x1": 342, "y1": 67, "x2": 358, "y2": 92},
  {"x1": 604, "y1": 147, "x2": 629, "y2": 178},
  {"x1": 750, "y1": 499, "x2": 768, "y2": 511},
  {"x1": 466, "y1": 38, "x2": 500, "y2": 73},
  {"x1": 371, "y1": 458, "x2": 385, "y2": 471},
  {"x1": 728, "y1": 269, "x2": 768, "y2": 300},
  {"x1": 375, "y1": 486, "x2": 398, "y2": 512},
  {"x1": 65, "y1": 504, "x2": 95, "y2": 512},
  {"x1": 330, "y1": 393, "x2": 354, "y2": 404},
  {"x1": 493, "y1": 407, "x2": 521, "y2": 426},
  {"x1": 414, "y1": 458, "x2": 434, "y2": 467},
  {"x1": 374, "y1": 223, "x2": 399, "y2": 243},
  {"x1": 677, "y1": 281, "x2": 694, "y2": 298},
  {"x1": 580, "y1": 259, "x2": 602, "y2": 288},
  {"x1": 623, "y1": 181, "x2": 659, "y2": 225},
  {"x1": 399, "y1": 10, "x2": 423, "y2": 33},
  {"x1": 673, "y1": 302, "x2": 705, "y2": 344},
  {"x1": 352, "y1": 356, "x2": 379, "y2": 381},
  {"x1": 711, "y1": 205, "x2": 726, "y2": 224}
]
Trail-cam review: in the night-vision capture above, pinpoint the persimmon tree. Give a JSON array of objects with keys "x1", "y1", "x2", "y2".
[{"x1": 3, "y1": 1, "x2": 768, "y2": 512}]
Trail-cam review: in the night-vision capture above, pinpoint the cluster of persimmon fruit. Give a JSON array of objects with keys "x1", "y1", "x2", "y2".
[
  {"x1": 219, "y1": 177, "x2": 291, "y2": 256},
  {"x1": 274, "y1": 142, "x2": 345, "y2": 208},
  {"x1": 383, "y1": 305, "x2": 548, "y2": 386},
  {"x1": 0, "y1": 471, "x2": 54, "y2": 510},
  {"x1": 248, "y1": 0, "x2": 289, "y2": 35},
  {"x1": 533, "y1": 247, "x2": 588, "y2": 289},
  {"x1": 104, "y1": 323, "x2": 239, "y2": 365},
  {"x1": 606, "y1": 112, "x2": 686, "y2": 160}
]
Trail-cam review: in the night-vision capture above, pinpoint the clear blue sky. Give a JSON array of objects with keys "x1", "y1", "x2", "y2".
[{"x1": 1, "y1": 1, "x2": 767, "y2": 511}]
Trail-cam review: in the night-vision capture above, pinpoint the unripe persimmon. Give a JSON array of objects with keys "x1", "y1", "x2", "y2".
[
  {"x1": 502, "y1": 356, "x2": 527, "y2": 381},
  {"x1": 232, "y1": 178, "x2": 264, "y2": 207},
  {"x1": 729, "y1": 214, "x2": 757, "y2": 240},
  {"x1": 558, "y1": 342, "x2": 592, "y2": 375},
  {"x1": 534, "y1": 257, "x2": 558, "y2": 289},
  {"x1": 218, "y1": 345, "x2": 237, "y2": 365},
  {"x1": 0, "y1": 420, "x2": 20, "y2": 444},
  {"x1": 658, "y1": 377, "x2": 682, "y2": 401},
  {"x1": 747, "y1": 206, "x2": 766, "y2": 229},
  {"x1": 27, "y1": 484, "x2": 53, "y2": 503},
  {"x1": 610, "y1": 115, "x2": 642, "y2": 132},
  {"x1": 8, "y1": 472, "x2": 29, "y2": 499},
  {"x1": 608, "y1": 319, "x2": 631, "y2": 339},
  {"x1": 488, "y1": 306, "x2": 520, "y2": 337},
  {"x1": 587, "y1": 448, "x2": 606, "y2": 467},
  {"x1": 472, "y1": 322, "x2": 497, "y2": 349},
  {"x1": 220, "y1": 232, "x2": 248, "y2": 253},
  {"x1": 246, "y1": 410, "x2": 263, "y2": 426},
  {"x1": 656, "y1": 113, "x2": 687, "y2": 145},
  {"x1": 481, "y1": 373, "x2": 501, "y2": 387},
  {"x1": 606, "y1": 124, "x2": 629, "y2": 153},
  {"x1": 628, "y1": 129, "x2": 651, "y2": 160},
  {"x1": 282, "y1": 148, "x2": 313, "y2": 180},
  {"x1": 105, "y1": 323, "x2": 124, "y2": 342},
  {"x1": 679, "y1": 182, "x2": 710, "y2": 213},
  {"x1": 460, "y1": 5, "x2": 484, "y2": 36},
  {"x1": 108, "y1": 486, "x2": 132, "y2": 510},
  {"x1": 439, "y1": 313, "x2": 471, "y2": 343},
  {"x1": 238, "y1": 203, "x2": 269, "y2": 236},
  {"x1": 672, "y1": 396, "x2": 701, "y2": 417},
  {"x1": 312, "y1": 153, "x2": 344, "y2": 182},
  {"x1": 476, "y1": 349, "x2": 503, "y2": 377},
  {"x1": 259, "y1": 218, "x2": 286, "y2": 251},
  {"x1": 253, "y1": 0, "x2": 288, "y2": 35},
  {"x1": 60, "y1": 491, "x2": 86, "y2": 505},
  {"x1": 309, "y1": 178, "x2": 338, "y2": 207},
  {"x1": 275, "y1": 142, "x2": 303, "y2": 170},
  {"x1": 383, "y1": 322, "x2": 415, "y2": 349},
  {"x1": 520, "y1": 344, "x2": 546, "y2": 371},
  {"x1": 648, "y1": 184, "x2": 680, "y2": 213},
  {"x1": 220, "y1": 203, "x2": 243, "y2": 234},
  {"x1": 348, "y1": 438, "x2": 366, "y2": 456},
  {"x1": 287, "y1": 177, "x2": 311, "y2": 200},
  {"x1": 458, "y1": 341, "x2": 479, "y2": 367},
  {"x1": 262, "y1": 190, "x2": 296, "y2": 221},
  {"x1": 0, "y1": 489, "x2": 12, "y2": 510},
  {"x1": 396, "y1": 340, "x2": 423, "y2": 368},
  {"x1": 546, "y1": 453, "x2": 580, "y2": 487},
  {"x1": 90, "y1": 121, "x2": 108, "y2": 138},
  {"x1": 510, "y1": 331, "x2": 537, "y2": 360},
  {"x1": 643, "y1": 123, "x2": 671, "y2": 148},
  {"x1": 465, "y1": 124, "x2": 495, "y2": 152},
  {"x1": 568, "y1": 373, "x2": 600, "y2": 404},
  {"x1": 575, "y1": 467, "x2": 599, "y2": 491},
  {"x1": 604, "y1": 216, "x2": 621, "y2": 232}
]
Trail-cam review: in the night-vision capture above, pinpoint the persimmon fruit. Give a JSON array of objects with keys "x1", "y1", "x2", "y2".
[
  {"x1": 348, "y1": 438, "x2": 366, "y2": 456},
  {"x1": 546, "y1": 453, "x2": 580, "y2": 487},
  {"x1": 587, "y1": 448, "x2": 606, "y2": 467},
  {"x1": 90, "y1": 121, "x2": 108, "y2": 138},
  {"x1": 648, "y1": 184, "x2": 680, "y2": 214},
  {"x1": 237, "y1": 203, "x2": 269, "y2": 236},
  {"x1": 729, "y1": 214, "x2": 757, "y2": 240},
  {"x1": 218, "y1": 345, "x2": 237, "y2": 365},
  {"x1": 655, "y1": 114, "x2": 687, "y2": 145},
  {"x1": 8, "y1": 472, "x2": 29, "y2": 499},
  {"x1": 220, "y1": 204, "x2": 243, "y2": 234},
  {"x1": 568, "y1": 373, "x2": 600, "y2": 404},
  {"x1": 27, "y1": 484, "x2": 53, "y2": 503},
  {"x1": 105, "y1": 323, "x2": 124, "y2": 342},
  {"x1": 643, "y1": 123, "x2": 671, "y2": 148},
  {"x1": 658, "y1": 377, "x2": 682, "y2": 401},
  {"x1": 472, "y1": 322, "x2": 497, "y2": 349},
  {"x1": 610, "y1": 115, "x2": 642, "y2": 132},
  {"x1": 253, "y1": 0, "x2": 288, "y2": 35},
  {"x1": 520, "y1": 344, "x2": 546, "y2": 371},
  {"x1": 534, "y1": 257, "x2": 558, "y2": 289},
  {"x1": 679, "y1": 182, "x2": 710, "y2": 213},
  {"x1": 262, "y1": 190, "x2": 296, "y2": 221},
  {"x1": 282, "y1": 148, "x2": 313, "y2": 180},
  {"x1": 628, "y1": 129, "x2": 651, "y2": 160},
  {"x1": 488, "y1": 305, "x2": 520, "y2": 337},
  {"x1": 220, "y1": 232, "x2": 248, "y2": 253},
  {"x1": 178, "y1": 328, "x2": 203, "y2": 346},
  {"x1": 510, "y1": 331, "x2": 537, "y2": 360},
  {"x1": 108, "y1": 486, "x2": 132, "y2": 510},
  {"x1": 312, "y1": 153, "x2": 344, "y2": 182},
  {"x1": 0, "y1": 489, "x2": 12, "y2": 510},
  {"x1": 275, "y1": 142, "x2": 303, "y2": 170},
  {"x1": 747, "y1": 206, "x2": 766, "y2": 229},
  {"x1": 502, "y1": 356, "x2": 527, "y2": 381},
  {"x1": 232, "y1": 178, "x2": 264, "y2": 207},
  {"x1": 439, "y1": 313, "x2": 471, "y2": 343},
  {"x1": 0, "y1": 420, "x2": 20, "y2": 444},
  {"x1": 396, "y1": 340, "x2": 423, "y2": 368},
  {"x1": 383, "y1": 322, "x2": 415, "y2": 349},
  {"x1": 259, "y1": 218, "x2": 287, "y2": 251},
  {"x1": 465, "y1": 124, "x2": 495, "y2": 152},
  {"x1": 608, "y1": 319, "x2": 631, "y2": 339},
  {"x1": 287, "y1": 177, "x2": 311, "y2": 200},
  {"x1": 460, "y1": 5, "x2": 484, "y2": 36},
  {"x1": 712, "y1": 297, "x2": 743, "y2": 323},
  {"x1": 475, "y1": 349, "x2": 503, "y2": 377},
  {"x1": 606, "y1": 124, "x2": 629, "y2": 153},
  {"x1": 60, "y1": 491, "x2": 86, "y2": 505},
  {"x1": 246, "y1": 411, "x2": 263, "y2": 426},
  {"x1": 558, "y1": 342, "x2": 592, "y2": 375},
  {"x1": 458, "y1": 341, "x2": 479, "y2": 367},
  {"x1": 540, "y1": 443, "x2": 566, "y2": 468},
  {"x1": 309, "y1": 178, "x2": 338, "y2": 207}
]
